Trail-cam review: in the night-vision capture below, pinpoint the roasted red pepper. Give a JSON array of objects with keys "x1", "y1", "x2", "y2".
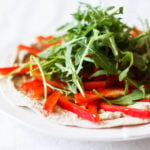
[
  {"x1": 58, "y1": 95, "x2": 100, "y2": 122},
  {"x1": 100, "y1": 102, "x2": 150, "y2": 119},
  {"x1": 44, "y1": 91, "x2": 61, "y2": 113},
  {"x1": 21, "y1": 79, "x2": 43, "y2": 92},
  {"x1": 83, "y1": 81, "x2": 106, "y2": 90},
  {"x1": 17, "y1": 45, "x2": 42, "y2": 56},
  {"x1": 75, "y1": 88, "x2": 125, "y2": 104},
  {"x1": 28, "y1": 85, "x2": 52, "y2": 99}
]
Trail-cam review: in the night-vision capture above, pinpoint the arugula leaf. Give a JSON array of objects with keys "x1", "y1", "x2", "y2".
[
  {"x1": 38, "y1": 47, "x2": 54, "y2": 59},
  {"x1": 119, "y1": 51, "x2": 133, "y2": 81},
  {"x1": 76, "y1": 29, "x2": 99, "y2": 74},
  {"x1": 93, "y1": 50, "x2": 117, "y2": 74},
  {"x1": 75, "y1": 47, "x2": 85, "y2": 66},
  {"x1": 133, "y1": 53, "x2": 148, "y2": 71},
  {"x1": 110, "y1": 90, "x2": 145, "y2": 105},
  {"x1": 89, "y1": 70, "x2": 108, "y2": 79},
  {"x1": 65, "y1": 45, "x2": 85, "y2": 96},
  {"x1": 56, "y1": 22, "x2": 71, "y2": 31}
]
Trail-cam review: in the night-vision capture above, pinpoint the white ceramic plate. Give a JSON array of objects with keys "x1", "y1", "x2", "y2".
[
  {"x1": 1, "y1": 0, "x2": 150, "y2": 141},
  {"x1": 0, "y1": 45, "x2": 150, "y2": 142},
  {"x1": 1, "y1": 85, "x2": 150, "y2": 142}
]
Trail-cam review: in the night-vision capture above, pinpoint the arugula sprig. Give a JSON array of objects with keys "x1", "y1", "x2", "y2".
[{"x1": 36, "y1": 2, "x2": 150, "y2": 102}]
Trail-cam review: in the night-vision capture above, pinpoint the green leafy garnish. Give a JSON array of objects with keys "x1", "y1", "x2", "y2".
[
  {"x1": 110, "y1": 90, "x2": 146, "y2": 105},
  {"x1": 3, "y1": 2, "x2": 150, "y2": 105},
  {"x1": 35, "y1": 3, "x2": 150, "y2": 99}
]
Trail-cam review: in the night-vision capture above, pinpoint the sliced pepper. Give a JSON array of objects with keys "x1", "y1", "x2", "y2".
[
  {"x1": 58, "y1": 95, "x2": 100, "y2": 122},
  {"x1": 28, "y1": 85, "x2": 52, "y2": 99},
  {"x1": 0, "y1": 65, "x2": 38, "y2": 76},
  {"x1": 88, "y1": 101, "x2": 99, "y2": 114},
  {"x1": 140, "y1": 99, "x2": 150, "y2": 102},
  {"x1": 17, "y1": 45, "x2": 42, "y2": 56},
  {"x1": 100, "y1": 102, "x2": 150, "y2": 119},
  {"x1": 21, "y1": 79, "x2": 43, "y2": 92},
  {"x1": 37, "y1": 35, "x2": 54, "y2": 42},
  {"x1": 0, "y1": 66, "x2": 19, "y2": 75},
  {"x1": 75, "y1": 88, "x2": 125, "y2": 104},
  {"x1": 83, "y1": 81, "x2": 106, "y2": 90},
  {"x1": 130, "y1": 26, "x2": 142, "y2": 37},
  {"x1": 44, "y1": 91, "x2": 61, "y2": 113},
  {"x1": 37, "y1": 35, "x2": 62, "y2": 48}
]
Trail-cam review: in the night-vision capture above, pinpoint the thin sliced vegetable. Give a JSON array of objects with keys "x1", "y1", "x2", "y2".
[
  {"x1": 37, "y1": 35, "x2": 54, "y2": 47},
  {"x1": 21, "y1": 79, "x2": 43, "y2": 92},
  {"x1": 0, "y1": 65, "x2": 36, "y2": 75},
  {"x1": 140, "y1": 99, "x2": 150, "y2": 102},
  {"x1": 0, "y1": 66, "x2": 19, "y2": 75},
  {"x1": 44, "y1": 91, "x2": 61, "y2": 113},
  {"x1": 75, "y1": 88, "x2": 125, "y2": 104},
  {"x1": 58, "y1": 95, "x2": 100, "y2": 122},
  {"x1": 17, "y1": 45, "x2": 42, "y2": 56},
  {"x1": 130, "y1": 26, "x2": 142, "y2": 37},
  {"x1": 100, "y1": 102, "x2": 150, "y2": 119},
  {"x1": 37, "y1": 35, "x2": 53, "y2": 42},
  {"x1": 83, "y1": 81, "x2": 106, "y2": 90},
  {"x1": 88, "y1": 101, "x2": 99, "y2": 114},
  {"x1": 37, "y1": 35, "x2": 62, "y2": 47},
  {"x1": 28, "y1": 85, "x2": 52, "y2": 99}
]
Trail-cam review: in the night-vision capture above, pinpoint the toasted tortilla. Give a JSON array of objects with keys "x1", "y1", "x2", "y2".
[{"x1": 1, "y1": 49, "x2": 150, "y2": 128}]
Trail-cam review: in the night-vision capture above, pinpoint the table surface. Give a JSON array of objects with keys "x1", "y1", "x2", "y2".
[{"x1": 0, "y1": 0, "x2": 150, "y2": 149}]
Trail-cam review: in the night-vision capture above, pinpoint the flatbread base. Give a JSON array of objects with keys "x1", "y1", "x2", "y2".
[
  {"x1": 1, "y1": 51, "x2": 150, "y2": 129},
  {"x1": 0, "y1": 78, "x2": 150, "y2": 129}
]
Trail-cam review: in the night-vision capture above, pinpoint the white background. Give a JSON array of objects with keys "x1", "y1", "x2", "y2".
[{"x1": 0, "y1": 0, "x2": 150, "y2": 149}]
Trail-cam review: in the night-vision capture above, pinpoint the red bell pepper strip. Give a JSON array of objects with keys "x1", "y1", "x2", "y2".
[
  {"x1": 28, "y1": 85, "x2": 52, "y2": 99},
  {"x1": 140, "y1": 99, "x2": 150, "y2": 102},
  {"x1": 44, "y1": 91, "x2": 61, "y2": 113},
  {"x1": 37, "y1": 35, "x2": 62, "y2": 48},
  {"x1": 17, "y1": 45, "x2": 43, "y2": 56},
  {"x1": 32, "y1": 70, "x2": 66, "y2": 89},
  {"x1": 37, "y1": 35, "x2": 54, "y2": 42},
  {"x1": 130, "y1": 26, "x2": 142, "y2": 37},
  {"x1": 21, "y1": 79, "x2": 43, "y2": 92},
  {"x1": 0, "y1": 66, "x2": 19, "y2": 75},
  {"x1": 100, "y1": 102, "x2": 150, "y2": 119},
  {"x1": 0, "y1": 65, "x2": 38, "y2": 76},
  {"x1": 87, "y1": 102, "x2": 100, "y2": 121},
  {"x1": 58, "y1": 95, "x2": 100, "y2": 122},
  {"x1": 83, "y1": 81, "x2": 106, "y2": 90},
  {"x1": 75, "y1": 88, "x2": 125, "y2": 104},
  {"x1": 88, "y1": 101, "x2": 98, "y2": 114}
]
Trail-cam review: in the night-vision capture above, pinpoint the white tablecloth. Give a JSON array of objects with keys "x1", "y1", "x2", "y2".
[{"x1": 0, "y1": 0, "x2": 150, "y2": 149}]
